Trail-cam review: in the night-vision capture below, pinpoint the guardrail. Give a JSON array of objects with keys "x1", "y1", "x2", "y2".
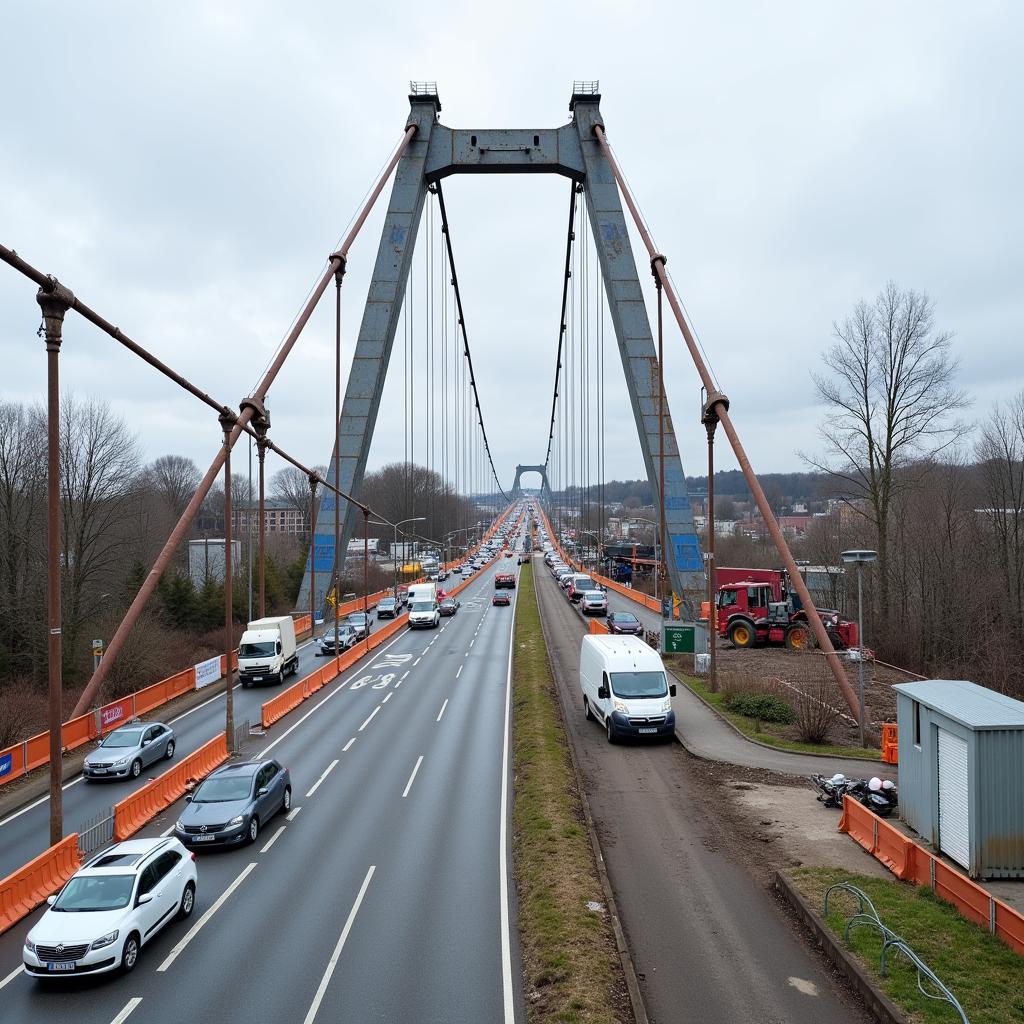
[
  {"x1": 113, "y1": 734, "x2": 228, "y2": 841},
  {"x1": 0, "y1": 834, "x2": 81, "y2": 935},
  {"x1": 839, "y1": 794, "x2": 1024, "y2": 956}
]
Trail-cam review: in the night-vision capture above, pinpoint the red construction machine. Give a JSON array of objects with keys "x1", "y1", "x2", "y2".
[{"x1": 711, "y1": 568, "x2": 858, "y2": 652}]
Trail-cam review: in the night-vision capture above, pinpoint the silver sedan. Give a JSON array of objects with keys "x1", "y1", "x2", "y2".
[{"x1": 83, "y1": 721, "x2": 175, "y2": 781}]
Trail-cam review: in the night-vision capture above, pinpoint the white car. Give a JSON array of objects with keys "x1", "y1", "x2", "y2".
[{"x1": 23, "y1": 838, "x2": 197, "y2": 979}]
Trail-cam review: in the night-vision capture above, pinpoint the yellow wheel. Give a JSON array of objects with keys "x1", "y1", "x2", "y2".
[
  {"x1": 728, "y1": 621, "x2": 754, "y2": 648},
  {"x1": 785, "y1": 625, "x2": 809, "y2": 651}
]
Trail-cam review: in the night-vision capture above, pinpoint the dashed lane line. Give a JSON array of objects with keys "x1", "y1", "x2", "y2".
[
  {"x1": 306, "y1": 759, "x2": 339, "y2": 798},
  {"x1": 110, "y1": 997, "x2": 143, "y2": 1024},
  {"x1": 260, "y1": 825, "x2": 287, "y2": 853},
  {"x1": 358, "y1": 706, "x2": 381, "y2": 732},
  {"x1": 343, "y1": 738, "x2": 355, "y2": 752},
  {"x1": 402, "y1": 756, "x2": 424, "y2": 798},
  {"x1": 436, "y1": 699, "x2": 448, "y2": 723}
]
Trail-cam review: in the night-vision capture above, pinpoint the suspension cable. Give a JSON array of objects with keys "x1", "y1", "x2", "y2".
[{"x1": 433, "y1": 181, "x2": 510, "y2": 503}]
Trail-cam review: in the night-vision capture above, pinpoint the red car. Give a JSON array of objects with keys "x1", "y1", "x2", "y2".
[
  {"x1": 608, "y1": 611, "x2": 643, "y2": 635},
  {"x1": 492, "y1": 590, "x2": 512, "y2": 606}
]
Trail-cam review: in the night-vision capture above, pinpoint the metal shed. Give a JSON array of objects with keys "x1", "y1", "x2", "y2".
[{"x1": 893, "y1": 680, "x2": 1024, "y2": 879}]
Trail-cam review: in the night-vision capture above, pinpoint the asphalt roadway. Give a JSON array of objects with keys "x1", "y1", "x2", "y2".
[
  {"x1": 535, "y1": 559, "x2": 870, "y2": 1024},
  {"x1": 0, "y1": 556, "x2": 524, "y2": 1024}
]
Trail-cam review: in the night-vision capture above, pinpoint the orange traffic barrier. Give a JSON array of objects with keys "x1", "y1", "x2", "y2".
[
  {"x1": 881, "y1": 722, "x2": 898, "y2": 764},
  {"x1": 840, "y1": 793, "x2": 1024, "y2": 956},
  {"x1": 0, "y1": 833, "x2": 81, "y2": 935},
  {"x1": 589, "y1": 618, "x2": 610, "y2": 635},
  {"x1": 113, "y1": 734, "x2": 228, "y2": 841}
]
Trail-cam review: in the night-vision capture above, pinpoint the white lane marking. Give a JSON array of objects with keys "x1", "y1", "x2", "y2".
[
  {"x1": 160, "y1": 824, "x2": 175, "y2": 837},
  {"x1": 260, "y1": 825, "x2": 287, "y2": 853},
  {"x1": 157, "y1": 862, "x2": 257, "y2": 971},
  {"x1": 258, "y1": 624, "x2": 410, "y2": 757},
  {"x1": 413, "y1": 657, "x2": 421, "y2": 667},
  {"x1": 0, "y1": 965, "x2": 23, "y2": 991},
  {"x1": 421, "y1": 646, "x2": 431, "y2": 656},
  {"x1": 402, "y1": 756, "x2": 424, "y2": 798},
  {"x1": 499, "y1": 584, "x2": 517, "y2": 1022},
  {"x1": 0, "y1": 774, "x2": 85, "y2": 828},
  {"x1": 287, "y1": 806, "x2": 302, "y2": 821},
  {"x1": 169, "y1": 683, "x2": 239, "y2": 725},
  {"x1": 358, "y1": 706, "x2": 380, "y2": 732},
  {"x1": 456, "y1": 665, "x2": 463, "y2": 679},
  {"x1": 436, "y1": 699, "x2": 449, "y2": 723},
  {"x1": 382, "y1": 693, "x2": 392, "y2": 704},
  {"x1": 110, "y1": 997, "x2": 143, "y2": 1024},
  {"x1": 302, "y1": 865, "x2": 375, "y2": 1024},
  {"x1": 399, "y1": 670, "x2": 410, "y2": 681},
  {"x1": 343, "y1": 738, "x2": 355, "y2": 752},
  {"x1": 469, "y1": 638, "x2": 475, "y2": 649},
  {"x1": 439, "y1": 625, "x2": 446, "y2": 633},
  {"x1": 464, "y1": 652, "x2": 469, "y2": 658},
  {"x1": 306, "y1": 759, "x2": 339, "y2": 798}
]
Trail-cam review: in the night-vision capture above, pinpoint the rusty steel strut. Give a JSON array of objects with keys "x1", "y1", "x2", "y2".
[
  {"x1": 591, "y1": 123, "x2": 863, "y2": 726},
  {"x1": 68, "y1": 123, "x2": 418, "y2": 716}
]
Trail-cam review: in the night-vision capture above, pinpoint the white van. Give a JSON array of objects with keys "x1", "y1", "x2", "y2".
[{"x1": 579, "y1": 634, "x2": 676, "y2": 743}]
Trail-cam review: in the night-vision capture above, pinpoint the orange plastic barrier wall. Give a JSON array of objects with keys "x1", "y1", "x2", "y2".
[
  {"x1": 881, "y1": 722, "x2": 898, "y2": 764},
  {"x1": 839, "y1": 794, "x2": 1024, "y2": 956},
  {"x1": 589, "y1": 619, "x2": 610, "y2": 635},
  {"x1": 0, "y1": 833, "x2": 81, "y2": 935},
  {"x1": 113, "y1": 734, "x2": 228, "y2": 841}
]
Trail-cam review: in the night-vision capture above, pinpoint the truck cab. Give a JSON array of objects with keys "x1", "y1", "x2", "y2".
[{"x1": 237, "y1": 615, "x2": 300, "y2": 687}]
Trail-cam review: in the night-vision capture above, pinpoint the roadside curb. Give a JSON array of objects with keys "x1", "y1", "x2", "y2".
[
  {"x1": 668, "y1": 669, "x2": 886, "y2": 767},
  {"x1": 534, "y1": 569, "x2": 650, "y2": 1024},
  {"x1": 774, "y1": 871, "x2": 908, "y2": 1024}
]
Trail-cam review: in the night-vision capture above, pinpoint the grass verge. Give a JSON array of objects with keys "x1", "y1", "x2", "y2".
[
  {"x1": 790, "y1": 867, "x2": 1024, "y2": 1024},
  {"x1": 513, "y1": 563, "x2": 629, "y2": 1023},
  {"x1": 667, "y1": 666, "x2": 881, "y2": 760}
]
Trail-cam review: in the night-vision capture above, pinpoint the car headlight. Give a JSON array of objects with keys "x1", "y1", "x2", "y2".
[
  {"x1": 228, "y1": 815, "x2": 245, "y2": 827},
  {"x1": 662, "y1": 698, "x2": 672, "y2": 713},
  {"x1": 174, "y1": 820, "x2": 184, "y2": 831},
  {"x1": 90, "y1": 930, "x2": 119, "y2": 950},
  {"x1": 113, "y1": 757, "x2": 128, "y2": 766},
  {"x1": 24, "y1": 938, "x2": 35, "y2": 952},
  {"x1": 612, "y1": 699, "x2": 628, "y2": 714}
]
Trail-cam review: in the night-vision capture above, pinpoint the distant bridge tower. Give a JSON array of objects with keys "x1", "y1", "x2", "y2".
[{"x1": 511, "y1": 464, "x2": 551, "y2": 498}]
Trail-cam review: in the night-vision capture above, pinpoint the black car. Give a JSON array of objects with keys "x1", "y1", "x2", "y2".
[
  {"x1": 346, "y1": 612, "x2": 372, "y2": 640},
  {"x1": 439, "y1": 598, "x2": 460, "y2": 617},
  {"x1": 174, "y1": 759, "x2": 291, "y2": 848},
  {"x1": 376, "y1": 597, "x2": 398, "y2": 620},
  {"x1": 608, "y1": 611, "x2": 644, "y2": 635}
]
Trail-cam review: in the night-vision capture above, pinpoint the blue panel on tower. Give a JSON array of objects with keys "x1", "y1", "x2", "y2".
[
  {"x1": 312, "y1": 539, "x2": 335, "y2": 574},
  {"x1": 671, "y1": 534, "x2": 704, "y2": 572}
]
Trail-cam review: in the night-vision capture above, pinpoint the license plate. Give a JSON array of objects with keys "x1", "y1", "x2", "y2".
[
  {"x1": 252, "y1": 676, "x2": 263, "y2": 682},
  {"x1": 91, "y1": 768, "x2": 107, "y2": 774},
  {"x1": 192, "y1": 834, "x2": 216, "y2": 842},
  {"x1": 638, "y1": 728, "x2": 657, "y2": 734},
  {"x1": 48, "y1": 962, "x2": 76, "y2": 972}
]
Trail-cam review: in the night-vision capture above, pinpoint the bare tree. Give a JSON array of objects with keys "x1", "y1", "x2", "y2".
[
  {"x1": 805, "y1": 281, "x2": 968, "y2": 625},
  {"x1": 145, "y1": 454, "x2": 201, "y2": 519}
]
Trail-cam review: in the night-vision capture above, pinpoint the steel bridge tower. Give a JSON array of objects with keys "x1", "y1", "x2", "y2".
[{"x1": 298, "y1": 83, "x2": 704, "y2": 614}]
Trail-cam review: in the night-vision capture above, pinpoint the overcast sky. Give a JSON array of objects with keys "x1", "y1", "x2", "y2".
[{"x1": 3, "y1": 2, "x2": 1021, "y2": 495}]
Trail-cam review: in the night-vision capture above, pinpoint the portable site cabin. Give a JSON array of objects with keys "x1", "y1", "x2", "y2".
[{"x1": 893, "y1": 680, "x2": 1024, "y2": 879}]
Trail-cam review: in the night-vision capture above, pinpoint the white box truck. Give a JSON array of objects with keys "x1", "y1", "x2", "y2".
[
  {"x1": 406, "y1": 582, "x2": 439, "y2": 629},
  {"x1": 238, "y1": 615, "x2": 299, "y2": 687},
  {"x1": 579, "y1": 634, "x2": 676, "y2": 743}
]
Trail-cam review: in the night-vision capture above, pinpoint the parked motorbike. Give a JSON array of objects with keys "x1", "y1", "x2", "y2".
[
  {"x1": 849, "y1": 776, "x2": 899, "y2": 818},
  {"x1": 810, "y1": 772, "x2": 854, "y2": 809}
]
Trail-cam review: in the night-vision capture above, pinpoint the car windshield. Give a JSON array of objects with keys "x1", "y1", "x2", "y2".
[
  {"x1": 574, "y1": 577, "x2": 594, "y2": 589},
  {"x1": 53, "y1": 874, "x2": 135, "y2": 912},
  {"x1": 192, "y1": 774, "x2": 254, "y2": 802},
  {"x1": 611, "y1": 613, "x2": 639, "y2": 624},
  {"x1": 379, "y1": 599, "x2": 395, "y2": 607},
  {"x1": 101, "y1": 729, "x2": 143, "y2": 748},
  {"x1": 348, "y1": 615, "x2": 367, "y2": 625},
  {"x1": 584, "y1": 591, "x2": 605, "y2": 601},
  {"x1": 410, "y1": 602, "x2": 432, "y2": 612},
  {"x1": 239, "y1": 641, "x2": 276, "y2": 658},
  {"x1": 610, "y1": 671, "x2": 668, "y2": 699}
]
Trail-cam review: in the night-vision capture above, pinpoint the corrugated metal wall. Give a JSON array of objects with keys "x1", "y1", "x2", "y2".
[
  {"x1": 897, "y1": 694, "x2": 935, "y2": 840},
  {"x1": 975, "y1": 728, "x2": 1024, "y2": 879}
]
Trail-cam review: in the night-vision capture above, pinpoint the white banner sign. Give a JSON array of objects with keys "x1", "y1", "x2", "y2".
[{"x1": 194, "y1": 655, "x2": 222, "y2": 690}]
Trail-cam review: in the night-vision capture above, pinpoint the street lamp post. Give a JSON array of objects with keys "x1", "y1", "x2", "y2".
[
  {"x1": 390, "y1": 517, "x2": 426, "y2": 601},
  {"x1": 841, "y1": 549, "x2": 877, "y2": 747}
]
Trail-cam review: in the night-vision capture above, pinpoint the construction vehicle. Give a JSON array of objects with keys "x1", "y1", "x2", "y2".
[{"x1": 713, "y1": 569, "x2": 858, "y2": 652}]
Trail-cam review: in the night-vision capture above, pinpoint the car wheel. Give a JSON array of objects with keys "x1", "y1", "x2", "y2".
[
  {"x1": 177, "y1": 881, "x2": 195, "y2": 920},
  {"x1": 280, "y1": 787, "x2": 292, "y2": 815},
  {"x1": 584, "y1": 697, "x2": 594, "y2": 721},
  {"x1": 121, "y1": 932, "x2": 141, "y2": 973},
  {"x1": 131, "y1": 759, "x2": 142, "y2": 779},
  {"x1": 606, "y1": 718, "x2": 617, "y2": 744},
  {"x1": 247, "y1": 816, "x2": 259, "y2": 844},
  {"x1": 242, "y1": 678, "x2": 250, "y2": 688},
  {"x1": 165, "y1": 739, "x2": 175, "y2": 760}
]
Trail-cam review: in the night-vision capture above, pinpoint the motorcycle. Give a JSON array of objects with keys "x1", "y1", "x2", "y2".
[
  {"x1": 810, "y1": 772, "x2": 854, "y2": 809},
  {"x1": 848, "y1": 777, "x2": 899, "y2": 818}
]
